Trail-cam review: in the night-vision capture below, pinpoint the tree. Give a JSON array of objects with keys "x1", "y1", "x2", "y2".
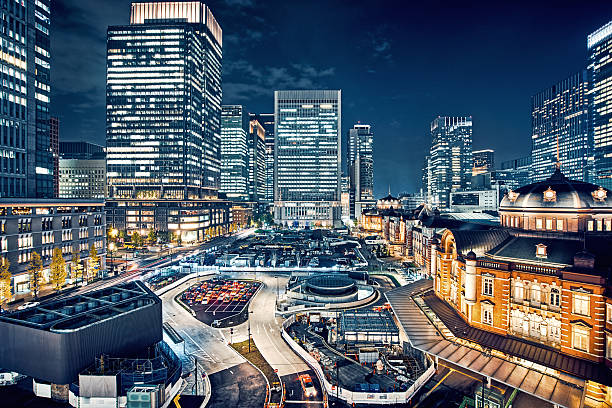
[
  {"x1": 28, "y1": 251, "x2": 43, "y2": 299},
  {"x1": 117, "y1": 230, "x2": 126, "y2": 244},
  {"x1": 88, "y1": 244, "x2": 100, "y2": 282},
  {"x1": 132, "y1": 231, "x2": 143, "y2": 248},
  {"x1": 147, "y1": 228, "x2": 157, "y2": 244},
  {"x1": 71, "y1": 248, "x2": 82, "y2": 285},
  {"x1": 0, "y1": 257, "x2": 11, "y2": 307},
  {"x1": 49, "y1": 247, "x2": 67, "y2": 292}
]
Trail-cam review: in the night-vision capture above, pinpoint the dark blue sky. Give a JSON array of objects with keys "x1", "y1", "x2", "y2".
[{"x1": 52, "y1": 0, "x2": 612, "y2": 197}]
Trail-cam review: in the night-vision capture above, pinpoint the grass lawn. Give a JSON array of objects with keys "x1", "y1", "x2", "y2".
[{"x1": 231, "y1": 339, "x2": 280, "y2": 387}]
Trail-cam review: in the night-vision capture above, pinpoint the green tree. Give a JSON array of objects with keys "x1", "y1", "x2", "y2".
[
  {"x1": 28, "y1": 251, "x2": 43, "y2": 299},
  {"x1": 88, "y1": 244, "x2": 100, "y2": 282},
  {"x1": 71, "y1": 248, "x2": 82, "y2": 285},
  {"x1": 0, "y1": 257, "x2": 11, "y2": 307},
  {"x1": 118, "y1": 230, "x2": 126, "y2": 244},
  {"x1": 147, "y1": 228, "x2": 157, "y2": 244},
  {"x1": 132, "y1": 231, "x2": 143, "y2": 248},
  {"x1": 49, "y1": 247, "x2": 67, "y2": 292}
]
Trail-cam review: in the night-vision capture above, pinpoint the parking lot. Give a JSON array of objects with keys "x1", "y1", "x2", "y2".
[{"x1": 181, "y1": 279, "x2": 261, "y2": 327}]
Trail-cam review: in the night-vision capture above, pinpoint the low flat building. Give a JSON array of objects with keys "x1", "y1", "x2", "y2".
[
  {"x1": 106, "y1": 199, "x2": 231, "y2": 243},
  {"x1": 58, "y1": 158, "x2": 106, "y2": 199},
  {"x1": 0, "y1": 199, "x2": 106, "y2": 294}
]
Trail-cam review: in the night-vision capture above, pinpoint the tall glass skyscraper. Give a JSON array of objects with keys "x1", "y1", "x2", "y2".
[
  {"x1": 531, "y1": 71, "x2": 591, "y2": 182},
  {"x1": 588, "y1": 20, "x2": 612, "y2": 189},
  {"x1": 0, "y1": 0, "x2": 51, "y2": 198},
  {"x1": 248, "y1": 117, "x2": 266, "y2": 202},
  {"x1": 249, "y1": 113, "x2": 274, "y2": 203},
  {"x1": 347, "y1": 123, "x2": 374, "y2": 219},
  {"x1": 427, "y1": 116, "x2": 473, "y2": 208},
  {"x1": 274, "y1": 90, "x2": 341, "y2": 227},
  {"x1": 105, "y1": 1, "x2": 230, "y2": 242},
  {"x1": 220, "y1": 105, "x2": 248, "y2": 200}
]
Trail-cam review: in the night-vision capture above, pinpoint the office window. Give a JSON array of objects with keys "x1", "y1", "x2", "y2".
[
  {"x1": 482, "y1": 276, "x2": 493, "y2": 296},
  {"x1": 573, "y1": 293, "x2": 590, "y2": 316},
  {"x1": 572, "y1": 325, "x2": 589, "y2": 352}
]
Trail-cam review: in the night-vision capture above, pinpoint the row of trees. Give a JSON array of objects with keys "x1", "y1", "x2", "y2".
[{"x1": 0, "y1": 244, "x2": 101, "y2": 305}]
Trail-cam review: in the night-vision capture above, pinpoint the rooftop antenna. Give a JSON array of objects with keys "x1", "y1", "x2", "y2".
[{"x1": 388, "y1": 185, "x2": 391, "y2": 196}]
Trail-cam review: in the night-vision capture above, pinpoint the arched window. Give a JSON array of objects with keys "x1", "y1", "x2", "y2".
[
  {"x1": 550, "y1": 287, "x2": 560, "y2": 307},
  {"x1": 514, "y1": 281, "x2": 524, "y2": 302}
]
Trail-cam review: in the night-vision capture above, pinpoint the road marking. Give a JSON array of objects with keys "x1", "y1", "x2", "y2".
[{"x1": 173, "y1": 394, "x2": 182, "y2": 408}]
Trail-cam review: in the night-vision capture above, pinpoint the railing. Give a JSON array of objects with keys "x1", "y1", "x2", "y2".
[{"x1": 280, "y1": 317, "x2": 435, "y2": 405}]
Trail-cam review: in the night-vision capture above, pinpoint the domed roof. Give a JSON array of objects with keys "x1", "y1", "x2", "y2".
[{"x1": 499, "y1": 168, "x2": 611, "y2": 210}]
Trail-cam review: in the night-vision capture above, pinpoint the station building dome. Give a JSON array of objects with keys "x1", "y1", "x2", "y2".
[{"x1": 498, "y1": 168, "x2": 612, "y2": 233}]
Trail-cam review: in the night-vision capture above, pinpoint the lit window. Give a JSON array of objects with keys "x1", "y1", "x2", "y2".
[
  {"x1": 587, "y1": 220, "x2": 594, "y2": 231},
  {"x1": 607, "y1": 334, "x2": 612, "y2": 360},
  {"x1": 572, "y1": 325, "x2": 589, "y2": 352},
  {"x1": 482, "y1": 276, "x2": 493, "y2": 297},
  {"x1": 607, "y1": 303, "x2": 612, "y2": 324},
  {"x1": 556, "y1": 219, "x2": 563, "y2": 231},
  {"x1": 573, "y1": 293, "x2": 590, "y2": 316},
  {"x1": 545, "y1": 219, "x2": 553, "y2": 230},
  {"x1": 606, "y1": 220, "x2": 612, "y2": 231},
  {"x1": 536, "y1": 218, "x2": 543, "y2": 229},
  {"x1": 481, "y1": 304, "x2": 493, "y2": 326},
  {"x1": 514, "y1": 281, "x2": 524, "y2": 302},
  {"x1": 536, "y1": 244, "x2": 547, "y2": 258},
  {"x1": 597, "y1": 219, "x2": 603, "y2": 231},
  {"x1": 531, "y1": 284, "x2": 541, "y2": 303}
]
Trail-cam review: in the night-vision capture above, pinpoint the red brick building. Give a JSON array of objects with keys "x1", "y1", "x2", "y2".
[{"x1": 431, "y1": 169, "x2": 612, "y2": 406}]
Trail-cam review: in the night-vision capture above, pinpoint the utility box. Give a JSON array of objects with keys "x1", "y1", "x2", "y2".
[{"x1": 126, "y1": 385, "x2": 162, "y2": 408}]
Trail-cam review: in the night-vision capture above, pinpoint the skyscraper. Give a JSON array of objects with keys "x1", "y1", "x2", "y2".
[
  {"x1": 220, "y1": 105, "x2": 249, "y2": 200},
  {"x1": 347, "y1": 123, "x2": 374, "y2": 219},
  {"x1": 274, "y1": 90, "x2": 341, "y2": 227},
  {"x1": 531, "y1": 71, "x2": 591, "y2": 182},
  {"x1": 105, "y1": 1, "x2": 230, "y2": 242},
  {"x1": 427, "y1": 116, "x2": 473, "y2": 208},
  {"x1": 249, "y1": 113, "x2": 275, "y2": 202},
  {"x1": 248, "y1": 117, "x2": 266, "y2": 202},
  {"x1": 0, "y1": 0, "x2": 52, "y2": 198},
  {"x1": 472, "y1": 149, "x2": 494, "y2": 176},
  {"x1": 588, "y1": 20, "x2": 612, "y2": 189}
]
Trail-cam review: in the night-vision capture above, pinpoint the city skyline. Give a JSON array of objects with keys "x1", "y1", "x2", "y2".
[{"x1": 51, "y1": 0, "x2": 612, "y2": 196}]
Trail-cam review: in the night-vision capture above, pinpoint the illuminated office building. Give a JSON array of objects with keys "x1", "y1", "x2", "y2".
[
  {"x1": 589, "y1": 20, "x2": 612, "y2": 189},
  {"x1": 220, "y1": 105, "x2": 249, "y2": 200},
  {"x1": 531, "y1": 71, "x2": 591, "y2": 182},
  {"x1": 248, "y1": 116, "x2": 266, "y2": 202},
  {"x1": 472, "y1": 149, "x2": 494, "y2": 176},
  {"x1": 249, "y1": 113, "x2": 275, "y2": 203},
  {"x1": 427, "y1": 116, "x2": 473, "y2": 209},
  {"x1": 0, "y1": 0, "x2": 52, "y2": 198},
  {"x1": 274, "y1": 90, "x2": 341, "y2": 227},
  {"x1": 105, "y1": 1, "x2": 230, "y2": 242},
  {"x1": 347, "y1": 123, "x2": 374, "y2": 219}
]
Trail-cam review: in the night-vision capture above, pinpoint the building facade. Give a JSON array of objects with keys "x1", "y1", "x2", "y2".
[
  {"x1": 430, "y1": 169, "x2": 612, "y2": 406},
  {"x1": 0, "y1": 0, "x2": 52, "y2": 198},
  {"x1": 273, "y1": 90, "x2": 342, "y2": 227},
  {"x1": 589, "y1": 20, "x2": 612, "y2": 190},
  {"x1": 248, "y1": 117, "x2": 266, "y2": 202},
  {"x1": 50, "y1": 117, "x2": 59, "y2": 198},
  {"x1": 449, "y1": 188, "x2": 499, "y2": 212},
  {"x1": 0, "y1": 199, "x2": 106, "y2": 295},
  {"x1": 532, "y1": 71, "x2": 591, "y2": 182},
  {"x1": 58, "y1": 159, "x2": 106, "y2": 199},
  {"x1": 472, "y1": 149, "x2": 494, "y2": 176},
  {"x1": 347, "y1": 123, "x2": 374, "y2": 219},
  {"x1": 105, "y1": 1, "x2": 230, "y2": 241},
  {"x1": 427, "y1": 116, "x2": 473, "y2": 209},
  {"x1": 249, "y1": 113, "x2": 274, "y2": 203},
  {"x1": 220, "y1": 105, "x2": 249, "y2": 200}
]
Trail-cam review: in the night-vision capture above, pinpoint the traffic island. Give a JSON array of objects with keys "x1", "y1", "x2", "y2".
[{"x1": 230, "y1": 339, "x2": 282, "y2": 405}]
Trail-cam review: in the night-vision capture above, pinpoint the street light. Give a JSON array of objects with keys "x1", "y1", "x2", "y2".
[{"x1": 108, "y1": 242, "x2": 116, "y2": 276}]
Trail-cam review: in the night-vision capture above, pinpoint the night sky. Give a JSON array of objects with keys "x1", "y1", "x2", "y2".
[{"x1": 52, "y1": 0, "x2": 612, "y2": 197}]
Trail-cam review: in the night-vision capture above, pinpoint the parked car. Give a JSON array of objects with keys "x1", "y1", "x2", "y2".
[{"x1": 17, "y1": 301, "x2": 40, "y2": 310}]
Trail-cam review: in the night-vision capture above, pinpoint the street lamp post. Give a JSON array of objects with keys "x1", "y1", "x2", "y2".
[
  {"x1": 247, "y1": 308, "x2": 254, "y2": 353},
  {"x1": 108, "y1": 242, "x2": 116, "y2": 276}
]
